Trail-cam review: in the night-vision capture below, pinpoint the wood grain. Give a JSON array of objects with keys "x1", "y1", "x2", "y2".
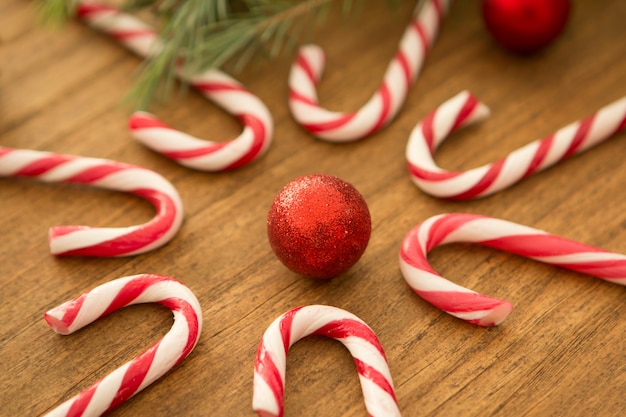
[{"x1": 1, "y1": 1, "x2": 625, "y2": 416}]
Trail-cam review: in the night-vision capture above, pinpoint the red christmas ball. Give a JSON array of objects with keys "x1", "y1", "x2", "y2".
[
  {"x1": 267, "y1": 174, "x2": 371, "y2": 279},
  {"x1": 482, "y1": 0, "x2": 570, "y2": 53}
]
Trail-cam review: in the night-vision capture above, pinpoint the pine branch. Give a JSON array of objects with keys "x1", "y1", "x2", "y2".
[
  {"x1": 39, "y1": 0, "x2": 408, "y2": 109},
  {"x1": 36, "y1": 0, "x2": 81, "y2": 26}
]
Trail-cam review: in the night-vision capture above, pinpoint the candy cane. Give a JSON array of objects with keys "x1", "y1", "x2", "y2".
[
  {"x1": 253, "y1": 305, "x2": 400, "y2": 417},
  {"x1": 288, "y1": 0, "x2": 450, "y2": 142},
  {"x1": 77, "y1": 1, "x2": 273, "y2": 171},
  {"x1": 0, "y1": 147, "x2": 183, "y2": 256},
  {"x1": 43, "y1": 274, "x2": 202, "y2": 417},
  {"x1": 399, "y1": 213, "x2": 626, "y2": 326},
  {"x1": 406, "y1": 91, "x2": 626, "y2": 199}
]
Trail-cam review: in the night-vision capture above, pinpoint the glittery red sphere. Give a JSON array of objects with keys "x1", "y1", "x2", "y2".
[
  {"x1": 267, "y1": 174, "x2": 371, "y2": 279},
  {"x1": 482, "y1": 0, "x2": 570, "y2": 54}
]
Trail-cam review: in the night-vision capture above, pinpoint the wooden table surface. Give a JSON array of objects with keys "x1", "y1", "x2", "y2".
[{"x1": 1, "y1": 1, "x2": 625, "y2": 416}]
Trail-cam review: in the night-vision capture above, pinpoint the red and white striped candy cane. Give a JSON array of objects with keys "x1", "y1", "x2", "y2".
[
  {"x1": 399, "y1": 213, "x2": 626, "y2": 326},
  {"x1": 288, "y1": 0, "x2": 450, "y2": 142},
  {"x1": 0, "y1": 147, "x2": 183, "y2": 256},
  {"x1": 43, "y1": 274, "x2": 202, "y2": 417},
  {"x1": 253, "y1": 305, "x2": 400, "y2": 417},
  {"x1": 77, "y1": 1, "x2": 273, "y2": 171},
  {"x1": 406, "y1": 91, "x2": 626, "y2": 199}
]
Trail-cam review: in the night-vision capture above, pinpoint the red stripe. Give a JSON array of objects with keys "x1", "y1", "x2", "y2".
[
  {"x1": 107, "y1": 341, "x2": 160, "y2": 412},
  {"x1": 100, "y1": 275, "x2": 165, "y2": 318},
  {"x1": 480, "y1": 234, "x2": 607, "y2": 258},
  {"x1": 450, "y1": 159, "x2": 505, "y2": 200},
  {"x1": 60, "y1": 294, "x2": 88, "y2": 328},
  {"x1": 417, "y1": 290, "x2": 510, "y2": 315},
  {"x1": 163, "y1": 142, "x2": 227, "y2": 159},
  {"x1": 254, "y1": 308, "x2": 306, "y2": 417},
  {"x1": 289, "y1": 89, "x2": 318, "y2": 106},
  {"x1": 615, "y1": 113, "x2": 626, "y2": 133},
  {"x1": 420, "y1": 112, "x2": 437, "y2": 151},
  {"x1": 400, "y1": 214, "x2": 484, "y2": 272},
  {"x1": 564, "y1": 116, "x2": 593, "y2": 158},
  {"x1": 191, "y1": 82, "x2": 246, "y2": 94},
  {"x1": 66, "y1": 163, "x2": 129, "y2": 184},
  {"x1": 296, "y1": 53, "x2": 319, "y2": 85},
  {"x1": 111, "y1": 29, "x2": 155, "y2": 41},
  {"x1": 400, "y1": 232, "x2": 437, "y2": 275},
  {"x1": 524, "y1": 135, "x2": 554, "y2": 177},
  {"x1": 556, "y1": 259, "x2": 626, "y2": 279},
  {"x1": 224, "y1": 114, "x2": 267, "y2": 169},
  {"x1": 43, "y1": 294, "x2": 88, "y2": 334},
  {"x1": 129, "y1": 113, "x2": 173, "y2": 130},
  {"x1": 452, "y1": 94, "x2": 481, "y2": 131},
  {"x1": 280, "y1": 307, "x2": 302, "y2": 352},
  {"x1": 413, "y1": 22, "x2": 430, "y2": 54},
  {"x1": 312, "y1": 319, "x2": 385, "y2": 357},
  {"x1": 160, "y1": 113, "x2": 267, "y2": 169},
  {"x1": 161, "y1": 298, "x2": 202, "y2": 364},
  {"x1": 302, "y1": 112, "x2": 356, "y2": 134},
  {"x1": 480, "y1": 234, "x2": 626, "y2": 278},
  {"x1": 14, "y1": 154, "x2": 74, "y2": 177},
  {"x1": 65, "y1": 385, "x2": 98, "y2": 417},
  {"x1": 77, "y1": 3, "x2": 117, "y2": 17},
  {"x1": 395, "y1": 51, "x2": 413, "y2": 85},
  {"x1": 407, "y1": 161, "x2": 462, "y2": 181},
  {"x1": 364, "y1": 83, "x2": 392, "y2": 136},
  {"x1": 354, "y1": 358, "x2": 397, "y2": 402},
  {"x1": 433, "y1": 0, "x2": 445, "y2": 21},
  {"x1": 427, "y1": 213, "x2": 482, "y2": 251},
  {"x1": 0, "y1": 147, "x2": 13, "y2": 157},
  {"x1": 254, "y1": 345, "x2": 284, "y2": 417}
]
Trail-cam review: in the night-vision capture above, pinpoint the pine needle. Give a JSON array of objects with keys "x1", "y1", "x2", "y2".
[{"x1": 38, "y1": 0, "x2": 409, "y2": 109}]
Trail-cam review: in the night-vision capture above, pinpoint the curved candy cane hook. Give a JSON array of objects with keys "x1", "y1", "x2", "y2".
[
  {"x1": 399, "y1": 213, "x2": 626, "y2": 326},
  {"x1": 288, "y1": 0, "x2": 450, "y2": 142},
  {"x1": 253, "y1": 305, "x2": 400, "y2": 417},
  {"x1": 77, "y1": 1, "x2": 273, "y2": 171},
  {"x1": 0, "y1": 147, "x2": 183, "y2": 256},
  {"x1": 43, "y1": 274, "x2": 202, "y2": 417},
  {"x1": 406, "y1": 91, "x2": 626, "y2": 199}
]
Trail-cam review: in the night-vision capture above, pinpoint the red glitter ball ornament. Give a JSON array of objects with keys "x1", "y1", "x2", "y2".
[
  {"x1": 267, "y1": 174, "x2": 371, "y2": 279},
  {"x1": 482, "y1": 0, "x2": 570, "y2": 54}
]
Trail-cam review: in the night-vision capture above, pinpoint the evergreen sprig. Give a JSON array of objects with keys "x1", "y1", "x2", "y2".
[{"x1": 39, "y1": 0, "x2": 406, "y2": 109}]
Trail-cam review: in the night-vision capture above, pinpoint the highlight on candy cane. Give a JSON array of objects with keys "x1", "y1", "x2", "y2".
[
  {"x1": 253, "y1": 305, "x2": 401, "y2": 417},
  {"x1": 406, "y1": 91, "x2": 626, "y2": 199},
  {"x1": 0, "y1": 147, "x2": 183, "y2": 256},
  {"x1": 42, "y1": 274, "x2": 202, "y2": 417},
  {"x1": 288, "y1": 0, "x2": 450, "y2": 142},
  {"x1": 77, "y1": 1, "x2": 273, "y2": 171},
  {"x1": 399, "y1": 213, "x2": 626, "y2": 326}
]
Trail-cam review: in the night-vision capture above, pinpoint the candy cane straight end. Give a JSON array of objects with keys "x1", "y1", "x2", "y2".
[
  {"x1": 411, "y1": 282, "x2": 513, "y2": 327},
  {"x1": 456, "y1": 90, "x2": 491, "y2": 124},
  {"x1": 44, "y1": 308, "x2": 74, "y2": 335},
  {"x1": 469, "y1": 301, "x2": 513, "y2": 327},
  {"x1": 297, "y1": 44, "x2": 326, "y2": 81},
  {"x1": 129, "y1": 111, "x2": 161, "y2": 129},
  {"x1": 254, "y1": 410, "x2": 278, "y2": 417},
  {"x1": 420, "y1": 291, "x2": 514, "y2": 327}
]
